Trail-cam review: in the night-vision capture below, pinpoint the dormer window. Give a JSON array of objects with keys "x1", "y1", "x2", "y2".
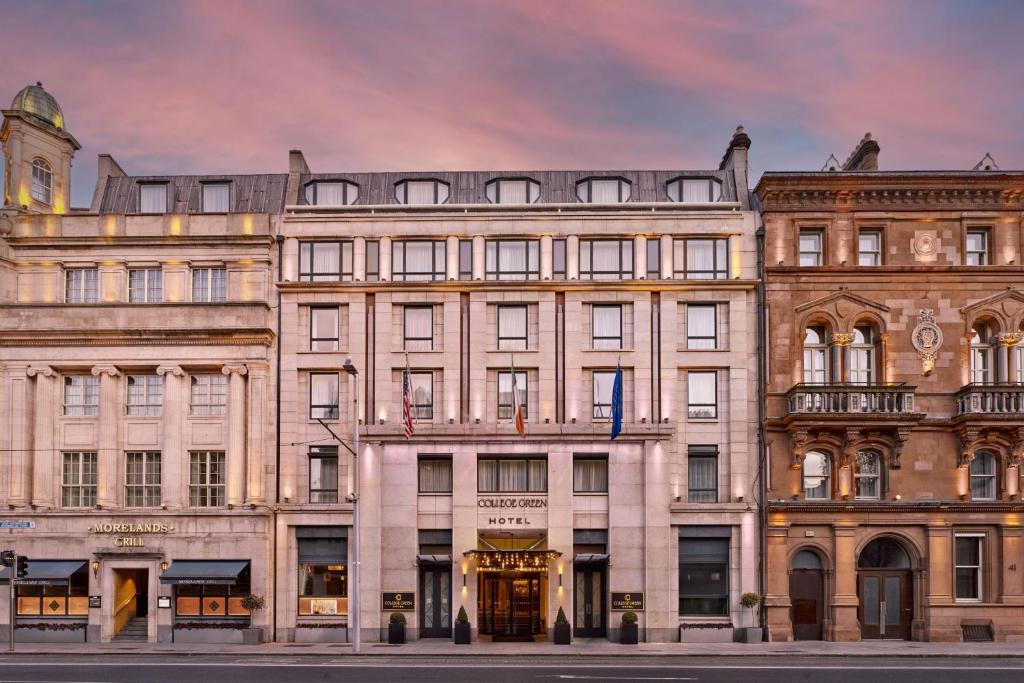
[
  {"x1": 201, "y1": 182, "x2": 230, "y2": 213},
  {"x1": 576, "y1": 178, "x2": 631, "y2": 203},
  {"x1": 666, "y1": 177, "x2": 722, "y2": 203},
  {"x1": 485, "y1": 178, "x2": 540, "y2": 204},
  {"x1": 396, "y1": 179, "x2": 449, "y2": 205},
  {"x1": 138, "y1": 183, "x2": 168, "y2": 214},
  {"x1": 305, "y1": 180, "x2": 358, "y2": 206},
  {"x1": 31, "y1": 158, "x2": 52, "y2": 204}
]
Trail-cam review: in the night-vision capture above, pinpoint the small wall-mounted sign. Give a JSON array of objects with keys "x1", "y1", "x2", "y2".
[
  {"x1": 88, "y1": 595, "x2": 101, "y2": 609},
  {"x1": 157, "y1": 596, "x2": 172, "y2": 609},
  {"x1": 610, "y1": 592, "x2": 645, "y2": 611},
  {"x1": 381, "y1": 591, "x2": 415, "y2": 611}
]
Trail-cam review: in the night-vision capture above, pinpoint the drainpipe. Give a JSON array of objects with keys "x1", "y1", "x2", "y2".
[
  {"x1": 755, "y1": 224, "x2": 768, "y2": 632},
  {"x1": 272, "y1": 232, "x2": 284, "y2": 642}
]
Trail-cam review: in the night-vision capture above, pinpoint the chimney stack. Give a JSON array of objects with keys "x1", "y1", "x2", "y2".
[
  {"x1": 720, "y1": 126, "x2": 752, "y2": 209},
  {"x1": 841, "y1": 132, "x2": 880, "y2": 171}
]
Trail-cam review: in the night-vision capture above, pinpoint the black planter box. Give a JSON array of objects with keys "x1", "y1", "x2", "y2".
[
  {"x1": 553, "y1": 622, "x2": 571, "y2": 645},
  {"x1": 619, "y1": 622, "x2": 638, "y2": 645},
  {"x1": 453, "y1": 621, "x2": 471, "y2": 644},
  {"x1": 388, "y1": 622, "x2": 406, "y2": 645}
]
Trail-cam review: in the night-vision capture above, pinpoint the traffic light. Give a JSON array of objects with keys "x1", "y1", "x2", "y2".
[
  {"x1": 15, "y1": 556, "x2": 28, "y2": 579},
  {"x1": 0, "y1": 550, "x2": 14, "y2": 567}
]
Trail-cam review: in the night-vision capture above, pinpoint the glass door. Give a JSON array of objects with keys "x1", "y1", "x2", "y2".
[
  {"x1": 574, "y1": 565, "x2": 606, "y2": 637},
  {"x1": 859, "y1": 572, "x2": 911, "y2": 640},
  {"x1": 419, "y1": 567, "x2": 451, "y2": 638}
]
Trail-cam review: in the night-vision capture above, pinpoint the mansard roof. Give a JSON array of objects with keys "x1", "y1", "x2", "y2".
[{"x1": 98, "y1": 174, "x2": 288, "y2": 214}]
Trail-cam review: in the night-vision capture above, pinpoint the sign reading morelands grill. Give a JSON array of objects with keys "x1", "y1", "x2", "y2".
[
  {"x1": 477, "y1": 495, "x2": 548, "y2": 528},
  {"x1": 381, "y1": 591, "x2": 415, "y2": 611},
  {"x1": 610, "y1": 592, "x2": 645, "y2": 611},
  {"x1": 88, "y1": 521, "x2": 174, "y2": 548}
]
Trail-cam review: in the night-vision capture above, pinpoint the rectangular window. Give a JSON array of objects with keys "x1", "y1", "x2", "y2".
[
  {"x1": 674, "y1": 239, "x2": 729, "y2": 279},
  {"x1": 418, "y1": 457, "x2": 453, "y2": 493},
  {"x1": 404, "y1": 305, "x2": 434, "y2": 351},
  {"x1": 310, "y1": 373, "x2": 339, "y2": 420},
  {"x1": 580, "y1": 239, "x2": 633, "y2": 280},
  {"x1": 687, "y1": 446, "x2": 718, "y2": 503},
  {"x1": 966, "y1": 229, "x2": 990, "y2": 266},
  {"x1": 646, "y1": 238, "x2": 661, "y2": 279},
  {"x1": 393, "y1": 241, "x2": 446, "y2": 281},
  {"x1": 955, "y1": 535, "x2": 983, "y2": 601},
  {"x1": 63, "y1": 375, "x2": 99, "y2": 416},
  {"x1": 858, "y1": 230, "x2": 882, "y2": 266},
  {"x1": 458, "y1": 240, "x2": 473, "y2": 280},
  {"x1": 497, "y1": 305, "x2": 528, "y2": 351},
  {"x1": 191, "y1": 267, "x2": 227, "y2": 302},
  {"x1": 687, "y1": 304, "x2": 717, "y2": 350},
  {"x1": 65, "y1": 268, "x2": 99, "y2": 303},
  {"x1": 592, "y1": 370, "x2": 617, "y2": 420},
  {"x1": 478, "y1": 457, "x2": 547, "y2": 493},
  {"x1": 126, "y1": 375, "x2": 163, "y2": 416},
  {"x1": 552, "y1": 239, "x2": 567, "y2": 279},
  {"x1": 139, "y1": 184, "x2": 167, "y2": 213},
  {"x1": 799, "y1": 229, "x2": 823, "y2": 266},
  {"x1": 201, "y1": 183, "x2": 230, "y2": 213},
  {"x1": 410, "y1": 372, "x2": 433, "y2": 420},
  {"x1": 310, "y1": 306, "x2": 340, "y2": 351},
  {"x1": 688, "y1": 371, "x2": 717, "y2": 419},
  {"x1": 365, "y1": 240, "x2": 380, "y2": 281},
  {"x1": 128, "y1": 268, "x2": 163, "y2": 303},
  {"x1": 61, "y1": 451, "x2": 97, "y2": 508},
  {"x1": 299, "y1": 241, "x2": 354, "y2": 282},
  {"x1": 679, "y1": 537, "x2": 729, "y2": 616},
  {"x1": 125, "y1": 451, "x2": 161, "y2": 507},
  {"x1": 592, "y1": 305, "x2": 623, "y2": 350},
  {"x1": 497, "y1": 371, "x2": 528, "y2": 420},
  {"x1": 573, "y1": 456, "x2": 608, "y2": 493},
  {"x1": 309, "y1": 446, "x2": 339, "y2": 504},
  {"x1": 297, "y1": 533, "x2": 347, "y2": 616},
  {"x1": 189, "y1": 374, "x2": 227, "y2": 416},
  {"x1": 189, "y1": 451, "x2": 225, "y2": 507},
  {"x1": 485, "y1": 240, "x2": 540, "y2": 280}
]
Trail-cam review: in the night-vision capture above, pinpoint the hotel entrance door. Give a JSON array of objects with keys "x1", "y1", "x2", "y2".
[{"x1": 478, "y1": 573, "x2": 545, "y2": 639}]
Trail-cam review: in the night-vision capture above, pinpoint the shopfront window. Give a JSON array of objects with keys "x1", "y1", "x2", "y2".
[
  {"x1": 173, "y1": 564, "x2": 251, "y2": 619},
  {"x1": 297, "y1": 528, "x2": 348, "y2": 617},
  {"x1": 678, "y1": 535, "x2": 729, "y2": 616},
  {"x1": 15, "y1": 563, "x2": 89, "y2": 617}
]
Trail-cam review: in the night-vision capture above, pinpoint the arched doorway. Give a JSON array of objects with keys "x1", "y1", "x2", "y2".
[
  {"x1": 857, "y1": 537, "x2": 912, "y2": 640},
  {"x1": 790, "y1": 549, "x2": 825, "y2": 640}
]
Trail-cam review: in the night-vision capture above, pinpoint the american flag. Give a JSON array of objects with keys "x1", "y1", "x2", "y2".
[{"x1": 402, "y1": 356, "x2": 415, "y2": 439}]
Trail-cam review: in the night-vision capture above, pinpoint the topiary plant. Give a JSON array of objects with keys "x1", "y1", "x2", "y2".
[
  {"x1": 740, "y1": 592, "x2": 760, "y2": 609},
  {"x1": 621, "y1": 610, "x2": 638, "y2": 624},
  {"x1": 240, "y1": 595, "x2": 265, "y2": 612},
  {"x1": 555, "y1": 606, "x2": 568, "y2": 624},
  {"x1": 390, "y1": 612, "x2": 406, "y2": 624},
  {"x1": 456, "y1": 605, "x2": 469, "y2": 623}
]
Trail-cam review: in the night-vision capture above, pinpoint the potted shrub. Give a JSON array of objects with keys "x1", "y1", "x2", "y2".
[
  {"x1": 453, "y1": 606, "x2": 471, "y2": 644},
  {"x1": 553, "y1": 606, "x2": 571, "y2": 645},
  {"x1": 388, "y1": 612, "x2": 406, "y2": 644},
  {"x1": 240, "y1": 595, "x2": 266, "y2": 645},
  {"x1": 619, "y1": 610, "x2": 639, "y2": 645},
  {"x1": 739, "y1": 592, "x2": 762, "y2": 644}
]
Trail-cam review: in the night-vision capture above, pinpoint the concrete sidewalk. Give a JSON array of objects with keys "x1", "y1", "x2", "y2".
[{"x1": 2, "y1": 638, "x2": 1023, "y2": 657}]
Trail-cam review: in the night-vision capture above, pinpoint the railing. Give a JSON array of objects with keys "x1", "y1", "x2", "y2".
[
  {"x1": 787, "y1": 383, "x2": 916, "y2": 415},
  {"x1": 956, "y1": 383, "x2": 1024, "y2": 415}
]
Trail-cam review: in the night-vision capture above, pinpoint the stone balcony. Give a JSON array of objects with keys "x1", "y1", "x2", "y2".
[
  {"x1": 786, "y1": 383, "x2": 918, "y2": 416},
  {"x1": 955, "y1": 383, "x2": 1024, "y2": 416}
]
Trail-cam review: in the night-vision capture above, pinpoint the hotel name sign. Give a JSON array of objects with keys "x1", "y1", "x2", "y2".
[
  {"x1": 477, "y1": 495, "x2": 548, "y2": 529},
  {"x1": 88, "y1": 522, "x2": 174, "y2": 548}
]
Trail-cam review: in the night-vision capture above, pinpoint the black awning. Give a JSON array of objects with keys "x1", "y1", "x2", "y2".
[
  {"x1": 573, "y1": 553, "x2": 609, "y2": 564},
  {"x1": 160, "y1": 560, "x2": 249, "y2": 585},
  {"x1": 0, "y1": 560, "x2": 87, "y2": 586},
  {"x1": 416, "y1": 554, "x2": 453, "y2": 566}
]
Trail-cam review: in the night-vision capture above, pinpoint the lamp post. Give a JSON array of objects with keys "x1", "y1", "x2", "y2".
[{"x1": 342, "y1": 357, "x2": 360, "y2": 654}]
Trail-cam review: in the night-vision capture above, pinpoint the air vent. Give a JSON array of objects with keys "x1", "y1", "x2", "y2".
[{"x1": 962, "y1": 623, "x2": 994, "y2": 642}]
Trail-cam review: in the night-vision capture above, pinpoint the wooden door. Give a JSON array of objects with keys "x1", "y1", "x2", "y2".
[
  {"x1": 790, "y1": 568, "x2": 823, "y2": 640},
  {"x1": 859, "y1": 571, "x2": 911, "y2": 639}
]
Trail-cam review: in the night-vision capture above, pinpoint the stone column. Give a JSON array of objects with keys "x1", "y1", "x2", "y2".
[
  {"x1": 245, "y1": 364, "x2": 268, "y2": 504},
  {"x1": 91, "y1": 365, "x2": 122, "y2": 508},
  {"x1": 223, "y1": 364, "x2": 248, "y2": 506},
  {"x1": 634, "y1": 235, "x2": 647, "y2": 279},
  {"x1": 831, "y1": 524, "x2": 861, "y2": 641},
  {"x1": 155, "y1": 365, "x2": 185, "y2": 509},
  {"x1": 996, "y1": 333, "x2": 1022, "y2": 384},
  {"x1": 925, "y1": 523, "x2": 957, "y2": 640},
  {"x1": 27, "y1": 366, "x2": 57, "y2": 508},
  {"x1": 446, "y1": 236, "x2": 459, "y2": 280},
  {"x1": 660, "y1": 235, "x2": 673, "y2": 278},
  {"x1": 472, "y1": 236, "x2": 485, "y2": 280},
  {"x1": 566, "y1": 235, "x2": 579, "y2": 280},
  {"x1": 6, "y1": 366, "x2": 31, "y2": 507},
  {"x1": 539, "y1": 235, "x2": 553, "y2": 280},
  {"x1": 764, "y1": 524, "x2": 793, "y2": 642},
  {"x1": 353, "y1": 236, "x2": 366, "y2": 282},
  {"x1": 831, "y1": 333, "x2": 853, "y2": 383},
  {"x1": 379, "y1": 236, "x2": 392, "y2": 282}
]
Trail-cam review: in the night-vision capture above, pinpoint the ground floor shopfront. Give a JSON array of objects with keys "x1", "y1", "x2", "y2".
[{"x1": 764, "y1": 504, "x2": 1024, "y2": 643}]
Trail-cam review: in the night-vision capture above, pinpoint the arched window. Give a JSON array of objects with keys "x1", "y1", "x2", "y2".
[
  {"x1": 858, "y1": 538, "x2": 911, "y2": 569},
  {"x1": 803, "y1": 451, "x2": 830, "y2": 500},
  {"x1": 970, "y1": 451, "x2": 997, "y2": 500},
  {"x1": 1016, "y1": 334, "x2": 1024, "y2": 383},
  {"x1": 855, "y1": 451, "x2": 881, "y2": 500},
  {"x1": 803, "y1": 326, "x2": 829, "y2": 383},
  {"x1": 792, "y1": 549, "x2": 823, "y2": 569},
  {"x1": 31, "y1": 158, "x2": 52, "y2": 204},
  {"x1": 970, "y1": 323, "x2": 994, "y2": 384},
  {"x1": 850, "y1": 325, "x2": 877, "y2": 384}
]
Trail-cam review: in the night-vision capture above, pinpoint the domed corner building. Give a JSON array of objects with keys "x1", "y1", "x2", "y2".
[{"x1": 2, "y1": 82, "x2": 80, "y2": 212}]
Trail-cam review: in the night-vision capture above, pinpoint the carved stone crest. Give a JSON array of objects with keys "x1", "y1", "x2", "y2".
[{"x1": 911, "y1": 309, "x2": 943, "y2": 375}]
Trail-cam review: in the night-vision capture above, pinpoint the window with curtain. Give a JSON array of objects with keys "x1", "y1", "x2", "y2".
[
  {"x1": 201, "y1": 183, "x2": 230, "y2": 212},
  {"x1": 970, "y1": 323, "x2": 994, "y2": 384},
  {"x1": 309, "y1": 446, "x2": 339, "y2": 503},
  {"x1": 189, "y1": 451, "x2": 225, "y2": 507},
  {"x1": 65, "y1": 268, "x2": 99, "y2": 303},
  {"x1": 127, "y1": 375, "x2": 163, "y2": 416},
  {"x1": 855, "y1": 451, "x2": 881, "y2": 499},
  {"x1": 458, "y1": 240, "x2": 473, "y2": 280},
  {"x1": 970, "y1": 452, "x2": 996, "y2": 500},
  {"x1": 309, "y1": 373, "x2": 339, "y2": 419},
  {"x1": 393, "y1": 241, "x2": 446, "y2": 281},
  {"x1": 552, "y1": 239, "x2": 567, "y2": 279},
  {"x1": 580, "y1": 239, "x2": 633, "y2": 280},
  {"x1": 305, "y1": 180, "x2": 358, "y2": 206},
  {"x1": 128, "y1": 268, "x2": 162, "y2": 303},
  {"x1": 678, "y1": 537, "x2": 729, "y2": 615},
  {"x1": 190, "y1": 374, "x2": 227, "y2": 416},
  {"x1": 666, "y1": 177, "x2": 722, "y2": 203},
  {"x1": 576, "y1": 178, "x2": 630, "y2": 203},
  {"x1": 139, "y1": 183, "x2": 168, "y2": 213},
  {"x1": 573, "y1": 457, "x2": 608, "y2": 493},
  {"x1": 125, "y1": 451, "x2": 161, "y2": 507},
  {"x1": 687, "y1": 305, "x2": 717, "y2": 349},
  {"x1": 497, "y1": 305, "x2": 528, "y2": 351},
  {"x1": 954, "y1": 535, "x2": 983, "y2": 601},
  {"x1": 63, "y1": 375, "x2": 99, "y2": 416},
  {"x1": 850, "y1": 325, "x2": 876, "y2": 384},
  {"x1": 592, "y1": 370, "x2": 617, "y2": 420},
  {"x1": 310, "y1": 307, "x2": 340, "y2": 351},
  {"x1": 803, "y1": 326, "x2": 829, "y2": 383},
  {"x1": 478, "y1": 458, "x2": 547, "y2": 493},
  {"x1": 191, "y1": 267, "x2": 227, "y2": 302},
  {"x1": 859, "y1": 230, "x2": 882, "y2": 266},
  {"x1": 365, "y1": 240, "x2": 380, "y2": 281},
  {"x1": 396, "y1": 179, "x2": 449, "y2": 205},
  {"x1": 688, "y1": 447, "x2": 718, "y2": 502},
  {"x1": 497, "y1": 371, "x2": 528, "y2": 420},
  {"x1": 404, "y1": 306, "x2": 433, "y2": 351},
  {"x1": 965, "y1": 229, "x2": 990, "y2": 266},
  {"x1": 803, "y1": 451, "x2": 830, "y2": 499},
  {"x1": 31, "y1": 158, "x2": 53, "y2": 203},
  {"x1": 687, "y1": 371, "x2": 717, "y2": 419},
  {"x1": 411, "y1": 372, "x2": 433, "y2": 419},
  {"x1": 418, "y1": 457, "x2": 453, "y2": 493},
  {"x1": 486, "y1": 178, "x2": 540, "y2": 204},
  {"x1": 485, "y1": 240, "x2": 540, "y2": 280},
  {"x1": 674, "y1": 238, "x2": 728, "y2": 279},
  {"x1": 646, "y1": 238, "x2": 661, "y2": 279},
  {"x1": 592, "y1": 305, "x2": 623, "y2": 350},
  {"x1": 61, "y1": 451, "x2": 97, "y2": 507},
  {"x1": 299, "y1": 242, "x2": 353, "y2": 282},
  {"x1": 799, "y1": 229, "x2": 823, "y2": 266}
]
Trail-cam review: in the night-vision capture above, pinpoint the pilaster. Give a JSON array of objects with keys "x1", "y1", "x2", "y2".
[
  {"x1": 92, "y1": 364, "x2": 122, "y2": 508},
  {"x1": 27, "y1": 365, "x2": 57, "y2": 508},
  {"x1": 223, "y1": 364, "x2": 248, "y2": 506},
  {"x1": 155, "y1": 365, "x2": 184, "y2": 509}
]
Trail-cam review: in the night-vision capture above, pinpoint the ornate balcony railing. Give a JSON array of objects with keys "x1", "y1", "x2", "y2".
[
  {"x1": 955, "y1": 383, "x2": 1024, "y2": 415},
  {"x1": 787, "y1": 383, "x2": 916, "y2": 415}
]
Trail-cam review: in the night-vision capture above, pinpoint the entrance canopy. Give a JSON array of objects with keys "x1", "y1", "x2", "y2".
[
  {"x1": 160, "y1": 560, "x2": 249, "y2": 585},
  {"x1": 416, "y1": 554, "x2": 453, "y2": 565},
  {"x1": 0, "y1": 560, "x2": 86, "y2": 586},
  {"x1": 573, "y1": 553, "x2": 609, "y2": 564},
  {"x1": 464, "y1": 549, "x2": 561, "y2": 573}
]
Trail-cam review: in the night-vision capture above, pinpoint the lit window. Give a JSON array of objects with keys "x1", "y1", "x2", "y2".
[
  {"x1": 309, "y1": 446, "x2": 339, "y2": 503},
  {"x1": 576, "y1": 178, "x2": 631, "y2": 203},
  {"x1": 65, "y1": 268, "x2": 99, "y2": 303},
  {"x1": 126, "y1": 375, "x2": 163, "y2": 416},
  {"x1": 954, "y1": 535, "x2": 983, "y2": 601},
  {"x1": 486, "y1": 178, "x2": 540, "y2": 204},
  {"x1": 497, "y1": 305, "x2": 528, "y2": 351},
  {"x1": 799, "y1": 229, "x2": 823, "y2": 266},
  {"x1": 580, "y1": 239, "x2": 633, "y2": 280},
  {"x1": 31, "y1": 158, "x2": 52, "y2": 204},
  {"x1": 310, "y1": 373, "x2": 339, "y2": 420},
  {"x1": 970, "y1": 452, "x2": 996, "y2": 500},
  {"x1": 674, "y1": 238, "x2": 728, "y2": 279},
  {"x1": 666, "y1": 177, "x2": 722, "y2": 203},
  {"x1": 63, "y1": 375, "x2": 99, "y2": 416},
  {"x1": 138, "y1": 183, "x2": 168, "y2": 213},
  {"x1": 396, "y1": 179, "x2": 449, "y2": 205},
  {"x1": 61, "y1": 451, "x2": 97, "y2": 508},
  {"x1": 128, "y1": 268, "x2": 163, "y2": 303},
  {"x1": 858, "y1": 230, "x2": 882, "y2": 266},
  {"x1": 485, "y1": 240, "x2": 540, "y2": 280},
  {"x1": 201, "y1": 183, "x2": 230, "y2": 213},
  {"x1": 310, "y1": 307, "x2": 340, "y2": 351},
  {"x1": 687, "y1": 371, "x2": 717, "y2": 419},
  {"x1": 687, "y1": 305, "x2": 717, "y2": 350},
  {"x1": 966, "y1": 229, "x2": 990, "y2": 266},
  {"x1": 803, "y1": 451, "x2": 830, "y2": 500},
  {"x1": 592, "y1": 305, "x2": 623, "y2": 350},
  {"x1": 393, "y1": 241, "x2": 446, "y2": 281},
  {"x1": 189, "y1": 451, "x2": 225, "y2": 507},
  {"x1": 190, "y1": 375, "x2": 227, "y2": 416},
  {"x1": 299, "y1": 242, "x2": 353, "y2": 282},
  {"x1": 305, "y1": 181, "x2": 358, "y2": 206},
  {"x1": 125, "y1": 451, "x2": 161, "y2": 507},
  {"x1": 191, "y1": 267, "x2": 227, "y2": 302},
  {"x1": 854, "y1": 451, "x2": 880, "y2": 499}
]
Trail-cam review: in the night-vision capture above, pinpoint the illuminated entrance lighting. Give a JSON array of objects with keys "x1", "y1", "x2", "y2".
[{"x1": 464, "y1": 549, "x2": 562, "y2": 573}]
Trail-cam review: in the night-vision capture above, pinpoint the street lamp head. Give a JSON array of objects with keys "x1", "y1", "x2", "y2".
[{"x1": 343, "y1": 356, "x2": 358, "y2": 376}]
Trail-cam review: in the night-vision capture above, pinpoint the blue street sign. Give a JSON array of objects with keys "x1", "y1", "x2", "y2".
[{"x1": 0, "y1": 521, "x2": 34, "y2": 529}]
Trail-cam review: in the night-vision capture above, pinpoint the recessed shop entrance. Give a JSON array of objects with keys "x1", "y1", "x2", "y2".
[
  {"x1": 479, "y1": 572, "x2": 546, "y2": 640},
  {"x1": 112, "y1": 568, "x2": 149, "y2": 639}
]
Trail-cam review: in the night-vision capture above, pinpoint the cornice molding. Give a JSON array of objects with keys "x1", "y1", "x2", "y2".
[
  {"x1": 758, "y1": 180, "x2": 1024, "y2": 213},
  {"x1": 0, "y1": 328, "x2": 274, "y2": 348}
]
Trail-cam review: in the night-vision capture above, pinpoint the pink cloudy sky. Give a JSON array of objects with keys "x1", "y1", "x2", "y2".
[{"x1": 3, "y1": 0, "x2": 1023, "y2": 207}]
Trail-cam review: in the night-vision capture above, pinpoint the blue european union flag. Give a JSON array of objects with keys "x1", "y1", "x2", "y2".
[{"x1": 610, "y1": 364, "x2": 623, "y2": 441}]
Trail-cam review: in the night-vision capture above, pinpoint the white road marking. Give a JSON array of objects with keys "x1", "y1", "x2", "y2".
[
  {"x1": 0, "y1": 662, "x2": 1023, "y2": 670},
  {"x1": 549, "y1": 676, "x2": 696, "y2": 681}
]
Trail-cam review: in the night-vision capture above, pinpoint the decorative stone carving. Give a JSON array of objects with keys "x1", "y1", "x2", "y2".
[
  {"x1": 222, "y1": 363, "x2": 248, "y2": 377},
  {"x1": 911, "y1": 309, "x2": 943, "y2": 375},
  {"x1": 26, "y1": 365, "x2": 55, "y2": 378},
  {"x1": 90, "y1": 365, "x2": 121, "y2": 378},
  {"x1": 995, "y1": 332, "x2": 1023, "y2": 347},
  {"x1": 830, "y1": 332, "x2": 854, "y2": 347},
  {"x1": 156, "y1": 365, "x2": 185, "y2": 377},
  {"x1": 913, "y1": 232, "x2": 938, "y2": 262}
]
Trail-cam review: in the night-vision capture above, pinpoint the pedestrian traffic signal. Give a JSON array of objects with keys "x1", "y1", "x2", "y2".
[{"x1": 15, "y1": 556, "x2": 28, "y2": 579}]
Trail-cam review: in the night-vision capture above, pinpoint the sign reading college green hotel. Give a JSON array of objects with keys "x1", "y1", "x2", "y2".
[
  {"x1": 610, "y1": 592, "x2": 645, "y2": 611},
  {"x1": 381, "y1": 591, "x2": 415, "y2": 611}
]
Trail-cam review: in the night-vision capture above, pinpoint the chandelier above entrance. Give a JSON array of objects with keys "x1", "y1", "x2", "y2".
[{"x1": 463, "y1": 549, "x2": 562, "y2": 573}]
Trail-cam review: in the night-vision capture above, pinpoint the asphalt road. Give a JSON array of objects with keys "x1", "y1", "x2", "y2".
[{"x1": 0, "y1": 656, "x2": 1023, "y2": 683}]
